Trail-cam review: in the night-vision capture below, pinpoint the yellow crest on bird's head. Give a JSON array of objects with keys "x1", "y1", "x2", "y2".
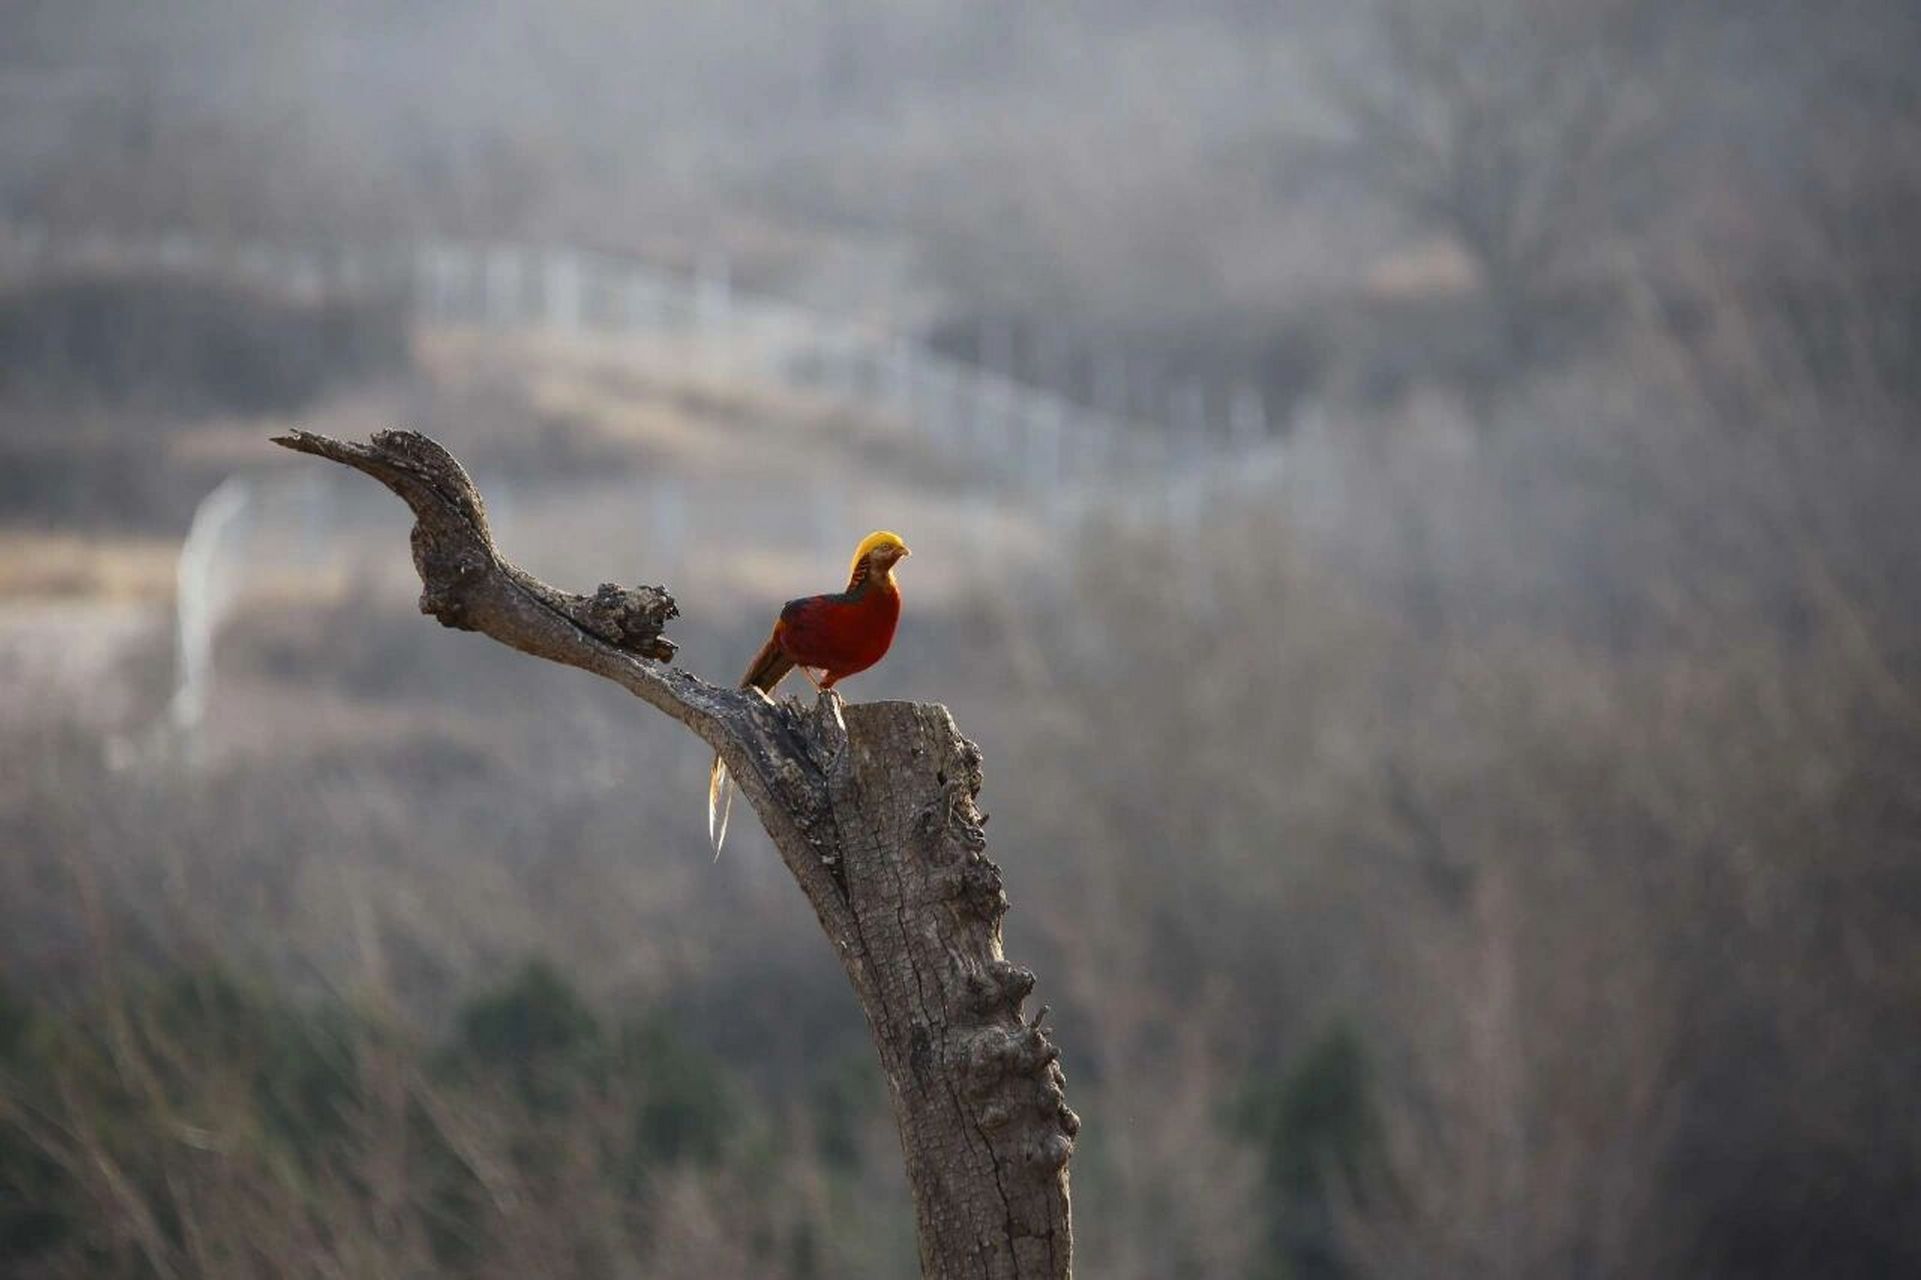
[{"x1": 850, "y1": 529, "x2": 911, "y2": 578}]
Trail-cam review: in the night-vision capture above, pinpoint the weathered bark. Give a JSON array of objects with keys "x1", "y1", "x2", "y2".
[{"x1": 271, "y1": 429, "x2": 1076, "y2": 1279}]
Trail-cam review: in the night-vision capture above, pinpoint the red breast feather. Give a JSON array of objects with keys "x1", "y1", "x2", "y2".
[{"x1": 775, "y1": 580, "x2": 901, "y2": 688}]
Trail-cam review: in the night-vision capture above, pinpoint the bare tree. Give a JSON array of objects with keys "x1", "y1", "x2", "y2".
[
  {"x1": 272, "y1": 428, "x2": 1077, "y2": 1280},
  {"x1": 1325, "y1": 0, "x2": 1673, "y2": 354}
]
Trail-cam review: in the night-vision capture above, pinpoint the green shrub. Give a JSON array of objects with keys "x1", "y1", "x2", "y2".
[{"x1": 1239, "y1": 1026, "x2": 1378, "y2": 1280}]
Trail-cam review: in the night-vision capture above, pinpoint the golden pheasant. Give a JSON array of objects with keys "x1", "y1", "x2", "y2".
[{"x1": 707, "y1": 530, "x2": 911, "y2": 854}]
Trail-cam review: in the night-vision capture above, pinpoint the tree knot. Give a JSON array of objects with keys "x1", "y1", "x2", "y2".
[
  {"x1": 963, "y1": 1022, "x2": 1061, "y2": 1093},
  {"x1": 570, "y1": 581, "x2": 679, "y2": 661},
  {"x1": 963, "y1": 961, "x2": 1037, "y2": 1017},
  {"x1": 952, "y1": 856, "x2": 1008, "y2": 920},
  {"x1": 1025, "y1": 1131, "x2": 1075, "y2": 1172}
]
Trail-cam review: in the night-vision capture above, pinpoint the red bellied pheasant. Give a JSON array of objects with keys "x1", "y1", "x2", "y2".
[{"x1": 707, "y1": 530, "x2": 911, "y2": 854}]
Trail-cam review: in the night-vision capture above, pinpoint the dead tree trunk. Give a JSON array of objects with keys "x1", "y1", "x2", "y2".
[{"x1": 272, "y1": 429, "x2": 1076, "y2": 1279}]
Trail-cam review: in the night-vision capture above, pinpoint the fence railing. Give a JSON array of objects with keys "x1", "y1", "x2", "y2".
[{"x1": 0, "y1": 223, "x2": 1284, "y2": 526}]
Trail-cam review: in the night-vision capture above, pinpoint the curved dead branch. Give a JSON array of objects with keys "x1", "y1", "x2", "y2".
[{"x1": 271, "y1": 428, "x2": 1076, "y2": 1279}]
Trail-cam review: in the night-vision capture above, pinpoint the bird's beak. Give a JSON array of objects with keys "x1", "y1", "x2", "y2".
[{"x1": 899, "y1": 545, "x2": 912, "y2": 558}]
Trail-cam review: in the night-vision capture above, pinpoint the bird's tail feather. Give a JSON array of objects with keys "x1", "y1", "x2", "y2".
[
  {"x1": 708, "y1": 753, "x2": 735, "y2": 859},
  {"x1": 741, "y1": 635, "x2": 796, "y2": 694},
  {"x1": 711, "y1": 627, "x2": 789, "y2": 859}
]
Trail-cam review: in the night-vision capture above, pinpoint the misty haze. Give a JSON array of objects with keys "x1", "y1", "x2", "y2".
[{"x1": 1, "y1": 2, "x2": 1917, "y2": 1277}]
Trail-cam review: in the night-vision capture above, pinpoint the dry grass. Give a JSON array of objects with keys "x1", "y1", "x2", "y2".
[{"x1": 0, "y1": 532, "x2": 179, "y2": 602}]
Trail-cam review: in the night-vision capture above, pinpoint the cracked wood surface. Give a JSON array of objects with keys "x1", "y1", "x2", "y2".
[{"x1": 271, "y1": 428, "x2": 1075, "y2": 1279}]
